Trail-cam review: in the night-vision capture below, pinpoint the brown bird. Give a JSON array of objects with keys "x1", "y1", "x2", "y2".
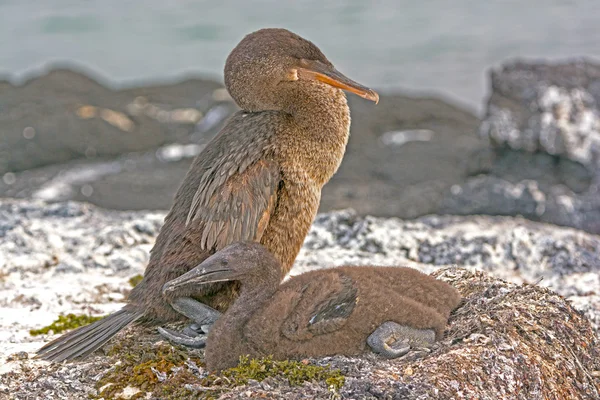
[
  {"x1": 35, "y1": 28, "x2": 379, "y2": 362},
  {"x1": 163, "y1": 242, "x2": 462, "y2": 372}
]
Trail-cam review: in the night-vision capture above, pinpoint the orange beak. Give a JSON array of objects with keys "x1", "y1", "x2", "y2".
[{"x1": 297, "y1": 59, "x2": 379, "y2": 104}]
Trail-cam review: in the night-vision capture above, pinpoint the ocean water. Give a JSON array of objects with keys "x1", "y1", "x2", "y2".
[{"x1": 1, "y1": 0, "x2": 599, "y2": 112}]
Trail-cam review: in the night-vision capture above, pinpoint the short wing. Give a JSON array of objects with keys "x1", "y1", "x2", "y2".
[
  {"x1": 181, "y1": 111, "x2": 283, "y2": 251},
  {"x1": 303, "y1": 275, "x2": 358, "y2": 336},
  {"x1": 283, "y1": 273, "x2": 358, "y2": 339},
  {"x1": 245, "y1": 272, "x2": 358, "y2": 345},
  {"x1": 187, "y1": 157, "x2": 281, "y2": 250}
]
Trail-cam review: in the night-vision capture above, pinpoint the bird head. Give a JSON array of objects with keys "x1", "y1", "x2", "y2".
[
  {"x1": 224, "y1": 28, "x2": 378, "y2": 112},
  {"x1": 162, "y1": 241, "x2": 281, "y2": 297}
]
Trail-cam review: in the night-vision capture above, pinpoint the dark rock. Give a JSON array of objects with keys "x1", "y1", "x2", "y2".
[
  {"x1": 0, "y1": 67, "x2": 226, "y2": 175},
  {"x1": 321, "y1": 94, "x2": 483, "y2": 217},
  {"x1": 441, "y1": 174, "x2": 600, "y2": 234},
  {"x1": 3, "y1": 62, "x2": 600, "y2": 235},
  {"x1": 0, "y1": 67, "x2": 483, "y2": 217}
]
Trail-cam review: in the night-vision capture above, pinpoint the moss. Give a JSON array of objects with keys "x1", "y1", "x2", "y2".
[
  {"x1": 128, "y1": 274, "x2": 143, "y2": 287},
  {"x1": 158, "y1": 356, "x2": 345, "y2": 399},
  {"x1": 93, "y1": 338, "x2": 204, "y2": 400},
  {"x1": 92, "y1": 333, "x2": 344, "y2": 399},
  {"x1": 221, "y1": 355, "x2": 345, "y2": 390},
  {"x1": 29, "y1": 313, "x2": 103, "y2": 336}
]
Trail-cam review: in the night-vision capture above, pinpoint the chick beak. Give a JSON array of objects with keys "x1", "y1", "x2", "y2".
[
  {"x1": 297, "y1": 59, "x2": 379, "y2": 104},
  {"x1": 162, "y1": 264, "x2": 235, "y2": 296}
]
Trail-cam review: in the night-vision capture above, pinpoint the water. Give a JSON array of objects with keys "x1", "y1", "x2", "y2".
[{"x1": 1, "y1": 0, "x2": 599, "y2": 112}]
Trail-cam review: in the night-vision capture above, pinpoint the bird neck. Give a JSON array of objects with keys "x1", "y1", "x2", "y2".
[
  {"x1": 207, "y1": 278, "x2": 276, "y2": 360},
  {"x1": 242, "y1": 279, "x2": 278, "y2": 308},
  {"x1": 206, "y1": 278, "x2": 279, "y2": 372},
  {"x1": 276, "y1": 81, "x2": 351, "y2": 186},
  {"x1": 282, "y1": 81, "x2": 350, "y2": 135},
  {"x1": 223, "y1": 278, "x2": 279, "y2": 324}
]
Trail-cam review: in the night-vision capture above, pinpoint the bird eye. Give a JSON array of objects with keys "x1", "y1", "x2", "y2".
[
  {"x1": 285, "y1": 69, "x2": 299, "y2": 82},
  {"x1": 220, "y1": 259, "x2": 229, "y2": 267}
]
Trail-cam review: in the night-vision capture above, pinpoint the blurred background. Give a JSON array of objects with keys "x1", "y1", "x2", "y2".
[
  {"x1": 1, "y1": 0, "x2": 599, "y2": 232},
  {"x1": 3, "y1": 0, "x2": 600, "y2": 110}
]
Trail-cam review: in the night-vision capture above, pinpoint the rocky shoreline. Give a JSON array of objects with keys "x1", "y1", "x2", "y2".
[
  {"x1": 2, "y1": 61, "x2": 600, "y2": 235},
  {"x1": 1, "y1": 65, "x2": 481, "y2": 217},
  {"x1": 0, "y1": 199, "x2": 599, "y2": 399},
  {"x1": 1, "y1": 59, "x2": 600, "y2": 398},
  {"x1": 444, "y1": 60, "x2": 600, "y2": 234}
]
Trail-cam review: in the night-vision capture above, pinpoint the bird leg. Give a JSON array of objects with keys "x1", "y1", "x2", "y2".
[
  {"x1": 367, "y1": 321, "x2": 436, "y2": 358},
  {"x1": 158, "y1": 297, "x2": 221, "y2": 348}
]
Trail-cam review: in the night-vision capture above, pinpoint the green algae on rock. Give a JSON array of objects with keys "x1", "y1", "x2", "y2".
[
  {"x1": 167, "y1": 356, "x2": 345, "y2": 399},
  {"x1": 29, "y1": 314, "x2": 104, "y2": 336},
  {"x1": 221, "y1": 356, "x2": 345, "y2": 391},
  {"x1": 128, "y1": 274, "x2": 143, "y2": 288},
  {"x1": 93, "y1": 339, "x2": 203, "y2": 400},
  {"x1": 92, "y1": 335, "x2": 343, "y2": 400}
]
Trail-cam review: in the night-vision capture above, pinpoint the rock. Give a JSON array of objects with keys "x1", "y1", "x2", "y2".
[
  {"x1": 5, "y1": 63, "x2": 600, "y2": 236},
  {"x1": 320, "y1": 94, "x2": 483, "y2": 218},
  {"x1": 441, "y1": 174, "x2": 600, "y2": 234},
  {"x1": 0, "y1": 199, "x2": 599, "y2": 399},
  {"x1": 0, "y1": 67, "x2": 484, "y2": 216},
  {"x1": 0, "y1": 68, "x2": 228, "y2": 175},
  {"x1": 444, "y1": 60, "x2": 600, "y2": 234},
  {"x1": 4, "y1": 62, "x2": 600, "y2": 237},
  {"x1": 480, "y1": 59, "x2": 600, "y2": 169}
]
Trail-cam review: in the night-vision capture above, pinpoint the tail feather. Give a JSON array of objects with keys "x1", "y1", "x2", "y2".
[{"x1": 36, "y1": 308, "x2": 142, "y2": 362}]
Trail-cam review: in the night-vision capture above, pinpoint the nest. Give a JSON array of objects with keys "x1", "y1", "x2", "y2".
[{"x1": 2, "y1": 268, "x2": 599, "y2": 400}]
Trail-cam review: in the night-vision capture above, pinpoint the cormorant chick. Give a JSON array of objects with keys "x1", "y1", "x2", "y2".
[{"x1": 163, "y1": 242, "x2": 462, "y2": 372}]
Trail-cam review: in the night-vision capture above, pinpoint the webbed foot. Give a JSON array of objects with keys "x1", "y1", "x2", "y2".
[
  {"x1": 367, "y1": 321, "x2": 436, "y2": 358},
  {"x1": 158, "y1": 297, "x2": 221, "y2": 348},
  {"x1": 158, "y1": 326, "x2": 208, "y2": 348}
]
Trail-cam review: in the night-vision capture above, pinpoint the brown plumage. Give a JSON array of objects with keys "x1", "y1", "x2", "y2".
[
  {"x1": 35, "y1": 28, "x2": 378, "y2": 362},
  {"x1": 164, "y1": 242, "x2": 462, "y2": 372}
]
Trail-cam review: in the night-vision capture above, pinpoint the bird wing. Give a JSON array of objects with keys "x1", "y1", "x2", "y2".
[
  {"x1": 283, "y1": 273, "x2": 358, "y2": 339},
  {"x1": 183, "y1": 111, "x2": 282, "y2": 251},
  {"x1": 245, "y1": 272, "x2": 358, "y2": 345},
  {"x1": 187, "y1": 157, "x2": 281, "y2": 251}
]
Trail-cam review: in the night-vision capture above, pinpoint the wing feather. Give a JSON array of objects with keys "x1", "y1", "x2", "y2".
[
  {"x1": 188, "y1": 157, "x2": 281, "y2": 251},
  {"x1": 174, "y1": 110, "x2": 284, "y2": 252},
  {"x1": 244, "y1": 272, "x2": 359, "y2": 346}
]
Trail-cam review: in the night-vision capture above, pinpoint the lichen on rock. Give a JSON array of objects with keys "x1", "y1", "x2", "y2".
[{"x1": 29, "y1": 313, "x2": 103, "y2": 336}]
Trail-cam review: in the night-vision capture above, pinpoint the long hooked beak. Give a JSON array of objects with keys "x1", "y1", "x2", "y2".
[
  {"x1": 297, "y1": 59, "x2": 379, "y2": 104},
  {"x1": 162, "y1": 259, "x2": 237, "y2": 296}
]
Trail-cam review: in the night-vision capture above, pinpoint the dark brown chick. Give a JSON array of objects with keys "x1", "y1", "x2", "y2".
[
  {"x1": 35, "y1": 28, "x2": 378, "y2": 362},
  {"x1": 164, "y1": 242, "x2": 462, "y2": 372}
]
